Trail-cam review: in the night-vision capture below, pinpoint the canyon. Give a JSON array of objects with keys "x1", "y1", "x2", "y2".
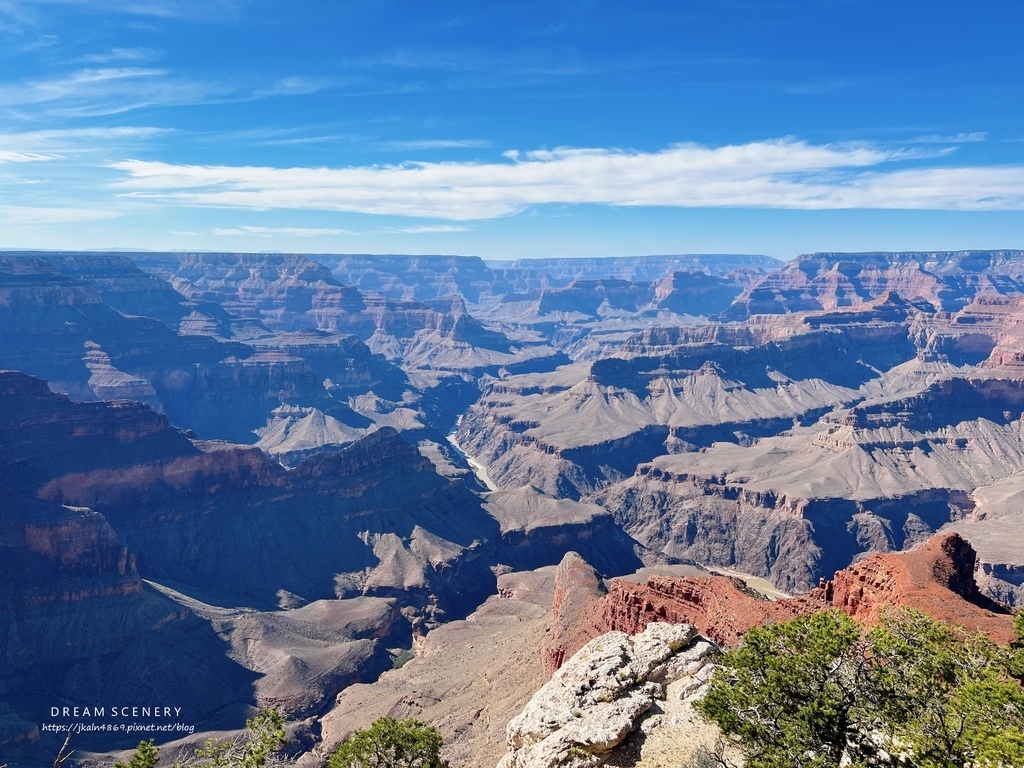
[{"x1": 3, "y1": 249, "x2": 1024, "y2": 766}]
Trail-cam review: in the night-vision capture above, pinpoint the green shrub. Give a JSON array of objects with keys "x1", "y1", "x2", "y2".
[
  {"x1": 111, "y1": 708, "x2": 287, "y2": 768},
  {"x1": 328, "y1": 717, "x2": 447, "y2": 768},
  {"x1": 114, "y1": 739, "x2": 159, "y2": 768},
  {"x1": 696, "y1": 608, "x2": 1024, "y2": 768},
  {"x1": 176, "y1": 708, "x2": 287, "y2": 767}
]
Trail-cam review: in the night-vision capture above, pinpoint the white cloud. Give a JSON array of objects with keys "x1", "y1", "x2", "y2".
[
  {"x1": 76, "y1": 47, "x2": 162, "y2": 63},
  {"x1": 255, "y1": 76, "x2": 330, "y2": 97},
  {"x1": 911, "y1": 132, "x2": 988, "y2": 144},
  {"x1": 211, "y1": 225, "x2": 353, "y2": 237},
  {"x1": 0, "y1": 149, "x2": 61, "y2": 162},
  {"x1": 0, "y1": 67, "x2": 163, "y2": 104},
  {"x1": 392, "y1": 224, "x2": 470, "y2": 233},
  {"x1": 4, "y1": 0, "x2": 248, "y2": 22},
  {"x1": 378, "y1": 139, "x2": 493, "y2": 151},
  {"x1": 0, "y1": 67, "x2": 228, "y2": 116},
  {"x1": 0, "y1": 205, "x2": 121, "y2": 223},
  {"x1": 0, "y1": 66, "x2": 351, "y2": 119},
  {"x1": 109, "y1": 138, "x2": 1024, "y2": 219},
  {"x1": 0, "y1": 125, "x2": 168, "y2": 151}
]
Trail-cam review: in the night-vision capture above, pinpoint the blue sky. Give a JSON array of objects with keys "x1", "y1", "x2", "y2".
[{"x1": 1, "y1": 0, "x2": 1023, "y2": 260}]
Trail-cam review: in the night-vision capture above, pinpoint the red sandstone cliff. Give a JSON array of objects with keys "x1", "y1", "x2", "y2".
[{"x1": 545, "y1": 533, "x2": 1015, "y2": 672}]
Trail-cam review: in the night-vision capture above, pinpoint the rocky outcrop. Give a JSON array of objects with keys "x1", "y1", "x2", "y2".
[
  {"x1": 597, "y1": 576, "x2": 789, "y2": 650},
  {"x1": 543, "y1": 534, "x2": 1015, "y2": 670},
  {"x1": 498, "y1": 623, "x2": 718, "y2": 768},
  {"x1": 798, "y1": 532, "x2": 1012, "y2": 640}
]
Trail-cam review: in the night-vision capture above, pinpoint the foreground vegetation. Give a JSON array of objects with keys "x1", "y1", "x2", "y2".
[
  {"x1": 328, "y1": 717, "x2": 447, "y2": 768},
  {"x1": 110, "y1": 714, "x2": 445, "y2": 768},
  {"x1": 66, "y1": 609, "x2": 1024, "y2": 768},
  {"x1": 114, "y1": 708, "x2": 287, "y2": 768},
  {"x1": 697, "y1": 608, "x2": 1024, "y2": 768}
]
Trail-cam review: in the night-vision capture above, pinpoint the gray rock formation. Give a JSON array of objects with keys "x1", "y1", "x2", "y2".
[{"x1": 498, "y1": 623, "x2": 717, "y2": 768}]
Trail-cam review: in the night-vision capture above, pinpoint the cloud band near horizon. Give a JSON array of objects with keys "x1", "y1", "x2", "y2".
[{"x1": 109, "y1": 138, "x2": 1024, "y2": 221}]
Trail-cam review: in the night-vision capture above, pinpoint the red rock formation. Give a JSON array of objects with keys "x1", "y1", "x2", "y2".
[
  {"x1": 546, "y1": 533, "x2": 1015, "y2": 671},
  {"x1": 597, "y1": 576, "x2": 802, "y2": 649},
  {"x1": 797, "y1": 533, "x2": 1013, "y2": 642},
  {"x1": 542, "y1": 552, "x2": 608, "y2": 673}
]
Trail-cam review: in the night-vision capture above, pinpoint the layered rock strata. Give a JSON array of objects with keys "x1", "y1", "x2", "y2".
[{"x1": 724, "y1": 250, "x2": 1024, "y2": 319}]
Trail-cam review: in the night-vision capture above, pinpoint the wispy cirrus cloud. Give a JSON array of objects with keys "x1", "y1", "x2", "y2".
[
  {"x1": 0, "y1": 149, "x2": 60, "y2": 162},
  {"x1": 109, "y1": 138, "x2": 1024, "y2": 220},
  {"x1": 0, "y1": 66, "x2": 223, "y2": 116},
  {"x1": 0, "y1": 66, "x2": 382, "y2": 119},
  {"x1": 911, "y1": 131, "x2": 988, "y2": 144},
  {"x1": 254, "y1": 76, "x2": 333, "y2": 98},
  {"x1": 1, "y1": 0, "x2": 249, "y2": 23},
  {"x1": 0, "y1": 66, "x2": 163, "y2": 104},
  {"x1": 0, "y1": 124, "x2": 168, "y2": 150},
  {"x1": 390, "y1": 224, "x2": 471, "y2": 233},
  {"x1": 211, "y1": 225, "x2": 353, "y2": 237},
  {"x1": 377, "y1": 139, "x2": 493, "y2": 151},
  {"x1": 0, "y1": 204, "x2": 121, "y2": 223},
  {"x1": 75, "y1": 46, "x2": 162, "y2": 64}
]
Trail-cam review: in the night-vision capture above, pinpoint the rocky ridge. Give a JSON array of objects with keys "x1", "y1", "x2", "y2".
[{"x1": 543, "y1": 534, "x2": 1014, "y2": 673}]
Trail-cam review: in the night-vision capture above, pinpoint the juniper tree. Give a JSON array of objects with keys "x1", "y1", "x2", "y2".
[
  {"x1": 328, "y1": 717, "x2": 447, "y2": 768},
  {"x1": 697, "y1": 608, "x2": 1024, "y2": 768}
]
